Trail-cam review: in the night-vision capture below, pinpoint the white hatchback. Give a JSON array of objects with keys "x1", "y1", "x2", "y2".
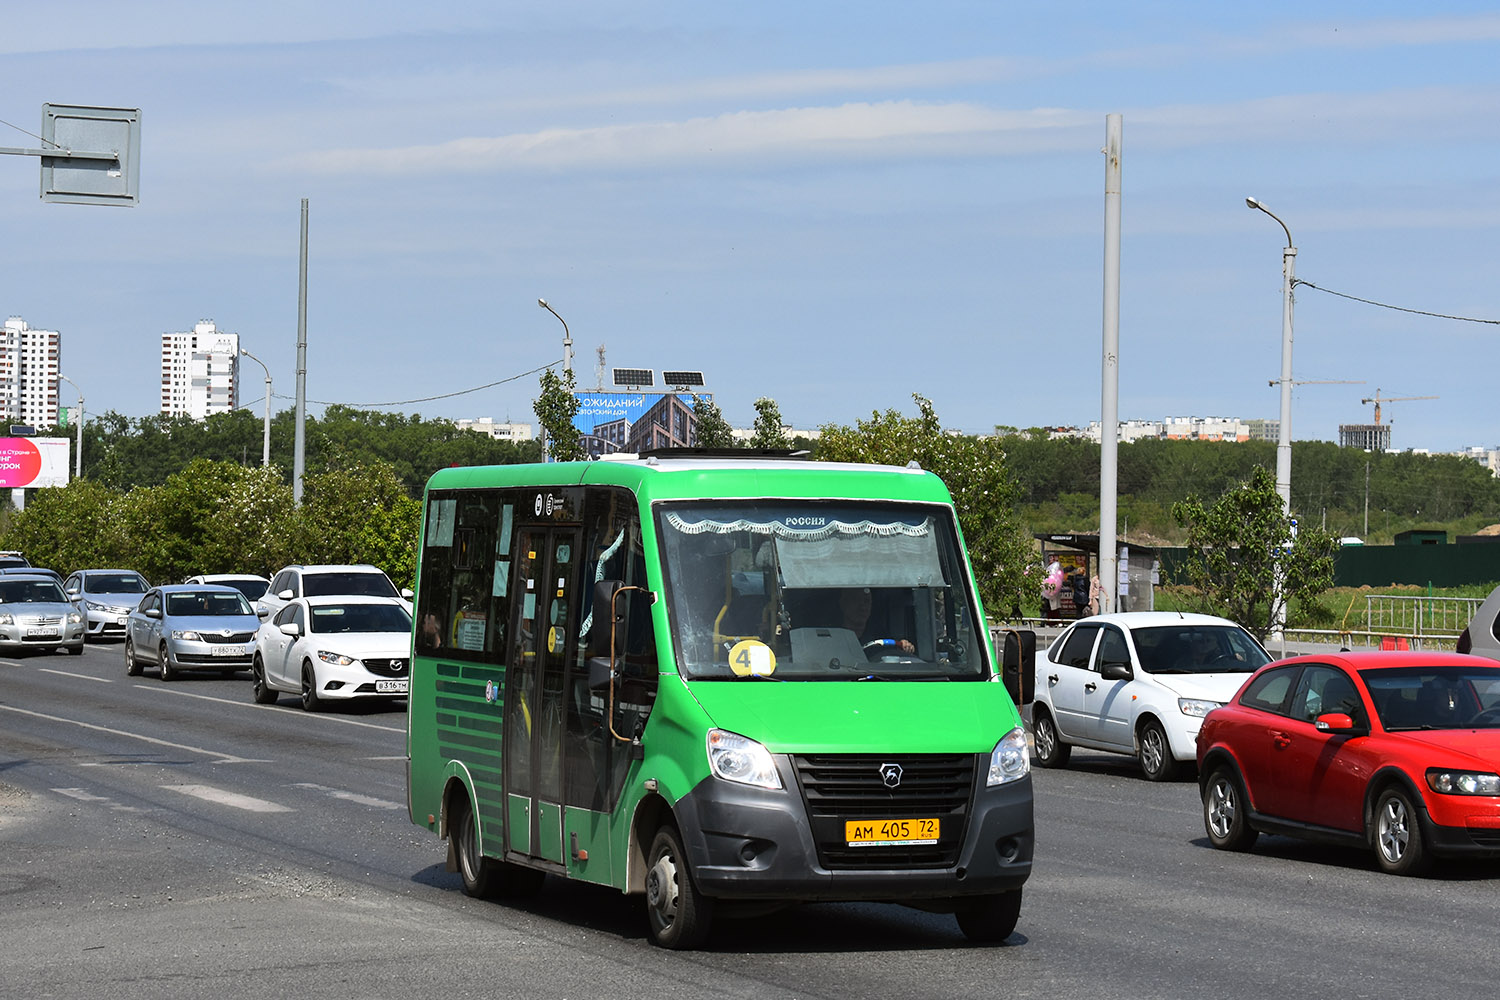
[
  {"x1": 1030, "y1": 612, "x2": 1271, "y2": 780},
  {"x1": 252, "y1": 596, "x2": 412, "y2": 711}
]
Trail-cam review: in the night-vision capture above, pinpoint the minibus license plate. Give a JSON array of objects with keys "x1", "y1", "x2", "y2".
[
  {"x1": 376, "y1": 680, "x2": 409, "y2": 694},
  {"x1": 845, "y1": 818, "x2": 939, "y2": 847}
]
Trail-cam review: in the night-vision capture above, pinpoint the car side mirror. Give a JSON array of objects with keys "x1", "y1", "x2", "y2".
[
  {"x1": 279, "y1": 622, "x2": 302, "y2": 637},
  {"x1": 278, "y1": 589, "x2": 295, "y2": 601},
  {"x1": 256, "y1": 607, "x2": 270, "y2": 619},
  {"x1": 1100, "y1": 661, "x2": 1133, "y2": 681},
  {"x1": 400, "y1": 588, "x2": 414, "y2": 600},
  {"x1": 145, "y1": 608, "x2": 162, "y2": 620},
  {"x1": 1314, "y1": 712, "x2": 1366, "y2": 735}
]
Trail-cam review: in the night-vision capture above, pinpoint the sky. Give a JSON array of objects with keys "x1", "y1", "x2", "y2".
[{"x1": 2, "y1": 1, "x2": 1498, "y2": 452}]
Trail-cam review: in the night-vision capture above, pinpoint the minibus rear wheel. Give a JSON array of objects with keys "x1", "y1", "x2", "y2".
[
  {"x1": 955, "y1": 889, "x2": 1022, "y2": 944},
  {"x1": 645, "y1": 825, "x2": 714, "y2": 949}
]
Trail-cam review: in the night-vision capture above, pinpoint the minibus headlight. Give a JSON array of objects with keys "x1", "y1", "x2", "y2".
[
  {"x1": 706, "y1": 729, "x2": 782, "y2": 790},
  {"x1": 987, "y1": 726, "x2": 1030, "y2": 786}
]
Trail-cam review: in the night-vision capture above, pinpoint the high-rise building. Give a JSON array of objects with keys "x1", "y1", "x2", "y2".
[
  {"x1": 161, "y1": 320, "x2": 239, "y2": 419},
  {"x1": 0, "y1": 317, "x2": 62, "y2": 427}
]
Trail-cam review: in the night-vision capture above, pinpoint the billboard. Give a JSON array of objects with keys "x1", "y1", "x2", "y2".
[
  {"x1": 572, "y1": 391, "x2": 707, "y2": 458},
  {"x1": 0, "y1": 437, "x2": 72, "y2": 488}
]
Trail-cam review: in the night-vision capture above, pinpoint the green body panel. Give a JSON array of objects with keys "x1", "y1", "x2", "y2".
[
  {"x1": 407, "y1": 458, "x2": 1014, "y2": 897},
  {"x1": 683, "y1": 678, "x2": 1020, "y2": 754},
  {"x1": 563, "y1": 807, "x2": 614, "y2": 885},
  {"x1": 507, "y1": 794, "x2": 530, "y2": 854},
  {"x1": 536, "y1": 801, "x2": 564, "y2": 862}
]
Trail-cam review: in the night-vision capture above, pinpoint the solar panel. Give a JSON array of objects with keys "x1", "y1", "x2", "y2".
[
  {"x1": 662, "y1": 371, "x2": 705, "y2": 387},
  {"x1": 612, "y1": 368, "x2": 654, "y2": 387}
]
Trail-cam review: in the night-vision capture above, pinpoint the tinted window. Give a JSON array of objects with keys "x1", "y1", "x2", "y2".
[
  {"x1": 309, "y1": 603, "x2": 412, "y2": 634},
  {"x1": 84, "y1": 573, "x2": 148, "y2": 595},
  {"x1": 1240, "y1": 666, "x2": 1299, "y2": 715},
  {"x1": 0, "y1": 580, "x2": 68, "y2": 603},
  {"x1": 0, "y1": 557, "x2": 29, "y2": 569},
  {"x1": 166, "y1": 591, "x2": 253, "y2": 617},
  {"x1": 1290, "y1": 665, "x2": 1366, "y2": 724},
  {"x1": 1363, "y1": 665, "x2": 1500, "y2": 730},
  {"x1": 303, "y1": 572, "x2": 399, "y2": 599},
  {"x1": 1057, "y1": 624, "x2": 1101, "y2": 669},
  {"x1": 273, "y1": 605, "x2": 298, "y2": 627},
  {"x1": 223, "y1": 579, "x2": 270, "y2": 601},
  {"x1": 1097, "y1": 626, "x2": 1130, "y2": 668},
  {"x1": 1130, "y1": 624, "x2": 1270, "y2": 675}
]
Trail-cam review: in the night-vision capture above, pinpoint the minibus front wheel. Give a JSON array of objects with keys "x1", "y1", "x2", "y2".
[
  {"x1": 955, "y1": 889, "x2": 1022, "y2": 944},
  {"x1": 645, "y1": 825, "x2": 714, "y2": 949}
]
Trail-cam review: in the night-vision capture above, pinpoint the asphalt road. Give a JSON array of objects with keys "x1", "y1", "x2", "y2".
[{"x1": 3, "y1": 643, "x2": 1498, "y2": 999}]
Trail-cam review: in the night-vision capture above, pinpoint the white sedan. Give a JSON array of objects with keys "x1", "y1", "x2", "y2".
[
  {"x1": 252, "y1": 596, "x2": 412, "y2": 711},
  {"x1": 1030, "y1": 611, "x2": 1272, "y2": 780}
]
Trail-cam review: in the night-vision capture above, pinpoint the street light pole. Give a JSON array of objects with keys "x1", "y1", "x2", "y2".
[
  {"x1": 239, "y1": 348, "x2": 272, "y2": 468},
  {"x1": 1246, "y1": 196, "x2": 1297, "y2": 648},
  {"x1": 57, "y1": 373, "x2": 83, "y2": 479},
  {"x1": 538, "y1": 299, "x2": 572, "y2": 374},
  {"x1": 1245, "y1": 197, "x2": 1296, "y2": 515}
]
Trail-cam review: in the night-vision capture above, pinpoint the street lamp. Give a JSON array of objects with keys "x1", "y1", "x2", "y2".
[
  {"x1": 538, "y1": 298, "x2": 573, "y2": 374},
  {"x1": 1245, "y1": 196, "x2": 1296, "y2": 515},
  {"x1": 1246, "y1": 196, "x2": 1297, "y2": 648},
  {"x1": 56, "y1": 373, "x2": 83, "y2": 480},
  {"x1": 239, "y1": 348, "x2": 272, "y2": 468}
]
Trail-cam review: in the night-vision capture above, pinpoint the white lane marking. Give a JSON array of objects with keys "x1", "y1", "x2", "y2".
[
  {"x1": 53, "y1": 787, "x2": 110, "y2": 802},
  {"x1": 131, "y1": 684, "x2": 405, "y2": 732},
  {"x1": 39, "y1": 668, "x2": 111, "y2": 683},
  {"x1": 292, "y1": 782, "x2": 401, "y2": 810},
  {"x1": 0, "y1": 703, "x2": 260, "y2": 764},
  {"x1": 164, "y1": 783, "x2": 293, "y2": 813}
]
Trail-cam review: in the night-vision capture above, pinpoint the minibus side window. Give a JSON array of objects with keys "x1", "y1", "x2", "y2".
[{"x1": 415, "y1": 490, "x2": 512, "y2": 662}]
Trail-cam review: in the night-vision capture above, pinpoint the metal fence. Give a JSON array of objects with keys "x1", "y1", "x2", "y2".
[{"x1": 1326, "y1": 594, "x2": 1485, "y2": 650}]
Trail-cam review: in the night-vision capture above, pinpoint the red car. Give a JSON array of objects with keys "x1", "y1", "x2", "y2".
[{"x1": 1197, "y1": 652, "x2": 1500, "y2": 875}]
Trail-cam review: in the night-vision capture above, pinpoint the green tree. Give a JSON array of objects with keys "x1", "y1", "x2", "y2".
[
  {"x1": 749, "y1": 397, "x2": 789, "y2": 450},
  {"x1": 534, "y1": 367, "x2": 584, "y2": 462},
  {"x1": 816, "y1": 395, "x2": 1035, "y2": 619},
  {"x1": 692, "y1": 394, "x2": 735, "y2": 448},
  {"x1": 1171, "y1": 466, "x2": 1337, "y2": 639},
  {"x1": 293, "y1": 462, "x2": 422, "y2": 589}
]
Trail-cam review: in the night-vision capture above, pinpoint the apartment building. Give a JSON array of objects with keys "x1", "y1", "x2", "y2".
[
  {"x1": 0, "y1": 317, "x2": 62, "y2": 427},
  {"x1": 161, "y1": 320, "x2": 239, "y2": 419},
  {"x1": 454, "y1": 417, "x2": 534, "y2": 442}
]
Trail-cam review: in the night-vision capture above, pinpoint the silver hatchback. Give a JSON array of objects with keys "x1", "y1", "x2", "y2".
[
  {"x1": 64, "y1": 569, "x2": 150, "y2": 641},
  {"x1": 0, "y1": 575, "x2": 87, "y2": 655}
]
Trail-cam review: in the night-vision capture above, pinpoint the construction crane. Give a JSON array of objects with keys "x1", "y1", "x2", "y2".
[{"x1": 1360, "y1": 388, "x2": 1438, "y2": 425}]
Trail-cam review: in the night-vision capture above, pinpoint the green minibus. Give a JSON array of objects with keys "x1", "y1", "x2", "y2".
[{"x1": 406, "y1": 453, "x2": 1033, "y2": 948}]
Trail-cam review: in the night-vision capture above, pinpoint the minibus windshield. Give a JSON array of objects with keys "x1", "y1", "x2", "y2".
[{"x1": 657, "y1": 501, "x2": 989, "y2": 681}]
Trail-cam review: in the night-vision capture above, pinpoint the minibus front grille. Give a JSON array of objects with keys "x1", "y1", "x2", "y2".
[{"x1": 791, "y1": 753, "x2": 975, "y2": 870}]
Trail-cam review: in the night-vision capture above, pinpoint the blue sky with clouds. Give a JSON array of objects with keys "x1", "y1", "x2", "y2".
[{"x1": 3, "y1": 2, "x2": 1497, "y2": 451}]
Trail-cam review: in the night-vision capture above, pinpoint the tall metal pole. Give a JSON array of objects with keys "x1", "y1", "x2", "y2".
[
  {"x1": 240, "y1": 348, "x2": 272, "y2": 467},
  {"x1": 1246, "y1": 196, "x2": 1296, "y2": 646},
  {"x1": 293, "y1": 199, "x2": 309, "y2": 504},
  {"x1": 1099, "y1": 114, "x2": 1122, "y2": 614},
  {"x1": 58, "y1": 373, "x2": 83, "y2": 479}
]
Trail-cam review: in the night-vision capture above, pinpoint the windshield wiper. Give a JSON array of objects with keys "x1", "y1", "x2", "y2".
[{"x1": 855, "y1": 672, "x2": 952, "y2": 682}]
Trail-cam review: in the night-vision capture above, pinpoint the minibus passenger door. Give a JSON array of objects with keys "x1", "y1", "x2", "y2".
[{"x1": 503, "y1": 526, "x2": 577, "y2": 864}]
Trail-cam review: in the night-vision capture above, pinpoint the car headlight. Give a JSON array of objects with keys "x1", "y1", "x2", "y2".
[
  {"x1": 706, "y1": 729, "x2": 782, "y2": 789},
  {"x1": 171, "y1": 630, "x2": 202, "y2": 641},
  {"x1": 1178, "y1": 698, "x2": 1224, "y2": 719},
  {"x1": 85, "y1": 601, "x2": 111, "y2": 612},
  {"x1": 0, "y1": 613, "x2": 12, "y2": 625},
  {"x1": 987, "y1": 726, "x2": 1030, "y2": 786},
  {"x1": 68, "y1": 612, "x2": 83, "y2": 624},
  {"x1": 318, "y1": 650, "x2": 357, "y2": 666},
  {"x1": 1427, "y1": 769, "x2": 1500, "y2": 796}
]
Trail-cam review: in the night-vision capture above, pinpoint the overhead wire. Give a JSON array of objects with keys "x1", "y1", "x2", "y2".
[{"x1": 1295, "y1": 280, "x2": 1500, "y2": 326}]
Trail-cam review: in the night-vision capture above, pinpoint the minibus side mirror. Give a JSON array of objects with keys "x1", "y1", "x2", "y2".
[
  {"x1": 999, "y1": 629, "x2": 1036, "y2": 705},
  {"x1": 590, "y1": 580, "x2": 625, "y2": 661}
]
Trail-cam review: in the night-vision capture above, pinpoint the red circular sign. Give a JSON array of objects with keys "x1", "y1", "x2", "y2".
[{"x1": 0, "y1": 439, "x2": 43, "y2": 487}]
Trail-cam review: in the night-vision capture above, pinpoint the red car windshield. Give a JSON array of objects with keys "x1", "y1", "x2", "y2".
[{"x1": 1361, "y1": 665, "x2": 1500, "y2": 731}]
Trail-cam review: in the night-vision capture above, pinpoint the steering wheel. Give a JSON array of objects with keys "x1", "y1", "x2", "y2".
[
  {"x1": 937, "y1": 638, "x2": 967, "y2": 659},
  {"x1": 1467, "y1": 706, "x2": 1500, "y2": 727}
]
